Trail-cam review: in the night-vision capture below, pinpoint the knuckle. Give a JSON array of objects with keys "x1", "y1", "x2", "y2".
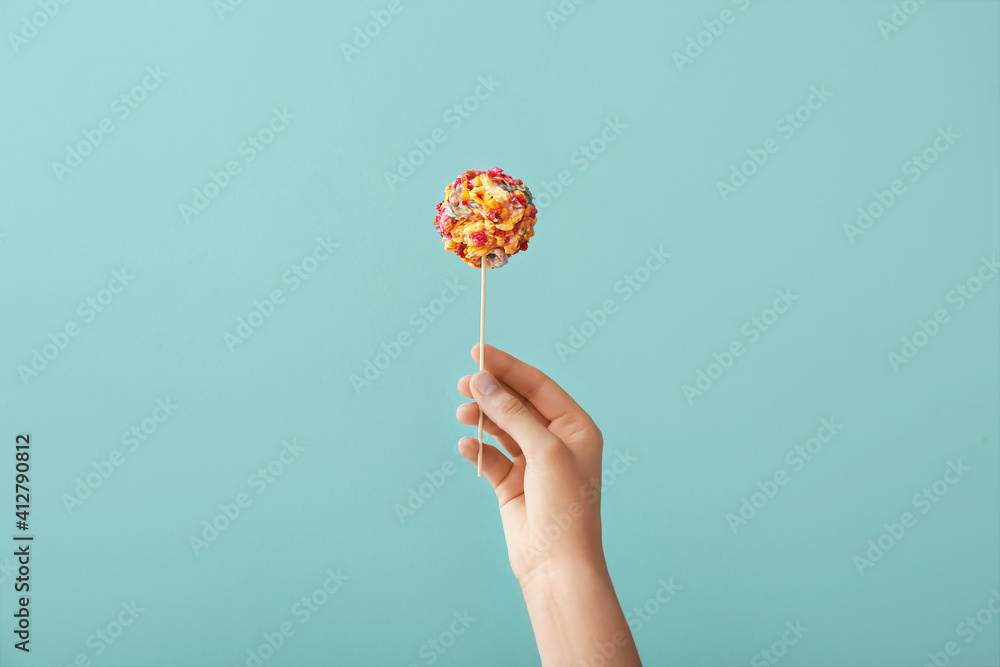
[
  {"x1": 562, "y1": 416, "x2": 601, "y2": 444},
  {"x1": 496, "y1": 395, "x2": 525, "y2": 419},
  {"x1": 589, "y1": 421, "x2": 603, "y2": 444}
]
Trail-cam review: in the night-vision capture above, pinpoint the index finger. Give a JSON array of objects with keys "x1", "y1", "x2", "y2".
[{"x1": 470, "y1": 344, "x2": 589, "y2": 427}]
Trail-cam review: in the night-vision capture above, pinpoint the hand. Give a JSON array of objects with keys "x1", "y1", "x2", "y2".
[
  {"x1": 456, "y1": 345, "x2": 641, "y2": 667},
  {"x1": 456, "y1": 344, "x2": 605, "y2": 585}
]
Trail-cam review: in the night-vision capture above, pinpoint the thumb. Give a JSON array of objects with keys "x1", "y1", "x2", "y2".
[{"x1": 470, "y1": 371, "x2": 561, "y2": 458}]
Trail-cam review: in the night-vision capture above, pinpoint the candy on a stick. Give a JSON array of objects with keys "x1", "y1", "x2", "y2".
[
  {"x1": 434, "y1": 168, "x2": 537, "y2": 269},
  {"x1": 434, "y1": 168, "x2": 538, "y2": 475}
]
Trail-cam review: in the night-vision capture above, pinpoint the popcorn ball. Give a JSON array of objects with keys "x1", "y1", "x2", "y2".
[{"x1": 433, "y1": 168, "x2": 538, "y2": 269}]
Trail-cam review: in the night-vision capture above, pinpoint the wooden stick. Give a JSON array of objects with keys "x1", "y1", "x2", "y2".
[{"x1": 477, "y1": 259, "x2": 486, "y2": 476}]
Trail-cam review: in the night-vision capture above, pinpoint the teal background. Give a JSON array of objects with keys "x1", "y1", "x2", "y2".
[{"x1": 1, "y1": 1, "x2": 998, "y2": 665}]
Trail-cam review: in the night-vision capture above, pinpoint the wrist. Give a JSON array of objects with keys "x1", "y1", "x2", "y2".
[
  {"x1": 518, "y1": 556, "x2": 640, "y2": 667},
  {"x1": 519, "y1": 554, "x2": 613, "y2": 606}
]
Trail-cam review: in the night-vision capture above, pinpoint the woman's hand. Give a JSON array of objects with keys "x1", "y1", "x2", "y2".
[{"x1": 456, "y1": 344, "x2": 641, "y2": 666}]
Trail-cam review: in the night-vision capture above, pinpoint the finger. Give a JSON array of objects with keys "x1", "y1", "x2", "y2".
[
  {"x1": 469, "y1": 371, "x2": 562, "y2": 459},
  {"x1": 458, "y1": 437, "x2": 526, "y2": 508},
  {"x1": 470, "y1": 344, "x2": 587, "y2": 422},
  {"x1": 455, "y1": 402, "x2": 523, "y2": 458},
  {"x1": 458, "y1": 437, "x2": 513, "y2": 490},
  {"x1": 458, "y1": 374, "x2": 550, "y2": 427},
  {"x1": 471, "y1": 344, "x2": 597, "y2": 441}
]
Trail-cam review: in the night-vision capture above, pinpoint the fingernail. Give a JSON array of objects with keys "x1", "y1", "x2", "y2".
[{"x1": 474, "y1": 371, "x2": 498, "y2": 395}]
